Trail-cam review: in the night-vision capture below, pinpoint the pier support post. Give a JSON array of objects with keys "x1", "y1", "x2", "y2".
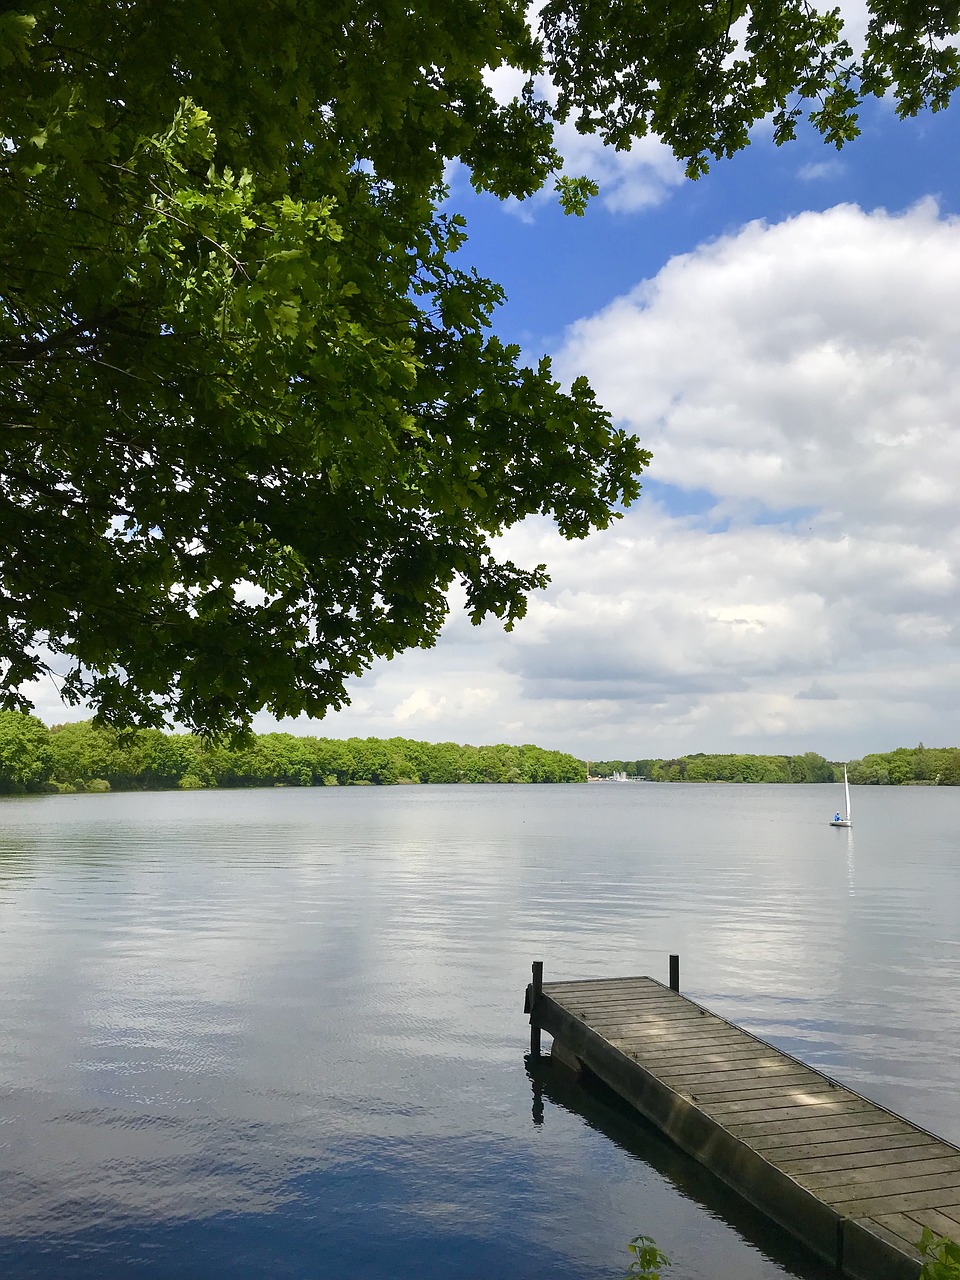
[
  {"x1": 669, "y1": 954, "x2": 680, "y2": 992},
  {"x1": 530, "y1": 960, "x2": 543, "y2": 1056}
]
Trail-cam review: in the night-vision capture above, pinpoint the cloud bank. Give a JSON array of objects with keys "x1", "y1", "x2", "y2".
[{"x1": 300, "y1": 201, "x2": 960, "y2": 758}]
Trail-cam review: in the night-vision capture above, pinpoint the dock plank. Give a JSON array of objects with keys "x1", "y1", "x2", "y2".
[
  {"x1": 871, "y1": 1211, "x2": 928, "y2": 1247},
  {"x1": 833, "y1": 1184, "x2": 960, "y2": 1217},
  {"x1": 531, "y1": 973, "x2": 958, "y2": 1280},
  {"x1": 621, "y1": 1042, "x2": 792, "y2": 1067},
  {"x1": 676, "y1": 1071, "x2": 818, "y2": 1096},
  {"x1": 780, "y1": 1141, "x2": 947, "y2": 1175},
  {"x1": 896, "y1": 1205, "x2": 960, "y2": 1238},
  {"x1": 727, "y1": 1108, "x2": 894, "y2": 1140},
  {"x1": 703, "y1": 1095, "x2": 870, "y2": 1121},
  {"x1": 755, "y1": 1132, "x2": 942, "y2": 1163},
  {"x1": 748, "y1": 1118, "x2": 926, "y2": 1153},
  {"x1": 804, "y1": 1156, "x2": 960, "y2": 1190}
]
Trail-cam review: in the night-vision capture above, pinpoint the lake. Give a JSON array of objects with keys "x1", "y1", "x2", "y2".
[{"x1": 1, "y1": 782, "x2": 959, "y2": 1279}]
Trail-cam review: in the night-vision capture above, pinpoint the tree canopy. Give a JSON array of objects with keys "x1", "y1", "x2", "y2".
[
  {"x1": 590, "y1": 752, "x2": 838, "y2": 782},
  {"x1": 2, "y1": 0, "x2": 957, "y2": 733},
  {"x1": 0, "y1": 708, "x2": 50, "y2": 792},
  {"x1": 0, "y1": 712, "x2": 584, "y2": 791},
  {"x1": 590, "y1": 750, "x2": 960, "y2": 783}
]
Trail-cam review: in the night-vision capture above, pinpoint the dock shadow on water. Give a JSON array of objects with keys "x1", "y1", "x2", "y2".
[{"x1": 525, "y1": 1052, "x2": 837, "y2": 1280}]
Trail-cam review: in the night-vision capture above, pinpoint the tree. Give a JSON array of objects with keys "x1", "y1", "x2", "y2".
[
  {"x1": 541, "y1": 0, "x2": 959, "y2": 176},
  {"x1": 2, "y1": 1, "x2": 957, "y2": 734},
  {"x1": 47, "y1": 719, "x2": 115, "y2": 786},
  {"x1": 0, "y1": 709, "x2": 50, "y2": 792}
]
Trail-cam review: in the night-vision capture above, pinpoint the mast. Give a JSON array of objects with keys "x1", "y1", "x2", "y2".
[{"x1": 844, "y1": 764, "x2": 851, "y2": 822}]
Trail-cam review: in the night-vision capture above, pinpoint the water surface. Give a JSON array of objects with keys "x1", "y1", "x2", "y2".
[{"x1": 1, "y1": 782, "x2": 958, "y2": 1278}]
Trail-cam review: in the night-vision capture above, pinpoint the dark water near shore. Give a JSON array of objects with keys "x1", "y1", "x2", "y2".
[{"x1": 1, "y1": 782, "x2": 958, "y2": 1279}]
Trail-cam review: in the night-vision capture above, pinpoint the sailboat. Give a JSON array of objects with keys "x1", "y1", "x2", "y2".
[{"x1": 830, "y1": 765, "x2": 852, "y2": 828}]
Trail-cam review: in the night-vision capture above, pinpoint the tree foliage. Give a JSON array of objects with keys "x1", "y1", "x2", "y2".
[
  {"x1": 2, "y1": 0, "x2": 957, "y2": 733},
  {"x1": 541, "y1": 0, "x2": 960, "y2": 176},
  {"x1": 623, "y1": 1234, "x2": 670, "y2": 1279},
  {"x1": 34, "y1": 716, "x2": 586, "y2": 790},
  {"x1": 848, "y1": 744, "x2": 960, "y2": 785},
  {"x1": 591, "y1": 748, "x2": 960, "y2": 783},
  {"x1": 590, "y1": 752, "x2": 836, "y2": 782},
  {"x1": 918, "y1": 1228, "x2": 960, "y2": 1279},
  {"x1": 0, "y1": 708, "x2": 50, "y2": 792}
]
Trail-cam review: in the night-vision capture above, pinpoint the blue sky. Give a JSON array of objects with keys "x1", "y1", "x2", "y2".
[{"x1": 457, "y1": 99, "x2": 960, "y2": 359}]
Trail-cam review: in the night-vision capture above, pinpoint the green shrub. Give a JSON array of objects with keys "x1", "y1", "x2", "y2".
[
  {"x1": 624, "y1": 1235, "x2": 670, "y2": 1279},
  {"x1": 919, "y1": 1229, "x2": 960, "y2": 1278}
]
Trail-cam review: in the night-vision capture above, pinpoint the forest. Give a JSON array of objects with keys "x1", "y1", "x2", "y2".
[
  {"x1": 589, "y1": 753, "x2": 838, "y2": 782},
  {"x1": 590, "y1": 747, "x2": 960, "y2": 784},
  {"x1": 0, "y1": 712, "x2": 585, "y2": 793},
  {"x1": 3, "y1": 713, "x2": 958, "y2": 794}
]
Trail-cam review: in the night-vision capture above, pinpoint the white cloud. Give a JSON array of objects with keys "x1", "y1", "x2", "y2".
[
  {"x1": 555, "y1": 200, "x2": 960, "y2": 534},
  {"x1": 551, "y1": 118, "x2": 685, "y2": 214},
  {"x1": 394, "y1": 689, "x2": 447, "y2": 723},
  {"x1": 483, "y1": 62, "x2": 685, "y2": 216},
  {"x1": 391, "y1": 685, "x2": 496, "y2": 724},
  {"x1": 292, "y1": 201, "x2": 960, "y2": 759},
  {"x1": 798, "y1": 160, "x2": 846, "y2": 182}
]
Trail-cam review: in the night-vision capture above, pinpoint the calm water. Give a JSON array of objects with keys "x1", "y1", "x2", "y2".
[{"x1": 1, "y1": 783, "x2": 959, "y2": 1279}]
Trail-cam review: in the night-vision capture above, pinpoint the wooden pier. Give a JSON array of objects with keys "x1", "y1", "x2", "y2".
[{"x1": 525, "y1": 967, "x2": 960, "y2": 1280}]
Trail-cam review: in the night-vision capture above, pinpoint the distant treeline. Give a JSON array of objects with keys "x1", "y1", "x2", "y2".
[
  {"x1": 847, "y1": 745, "x2": 960, "y2": 786},
  {"x1": 591, "y1": 747, "x2": 960, "y2": 784},
  {"x1": 4, "y1": 713, "x2": 957, "y2": 794},
  {"x1": 0, "y1": 713, "x2": 585, "y2": 793},
  {"x1": 590, "y1": 753, "x2": 837, "y2": 783}
]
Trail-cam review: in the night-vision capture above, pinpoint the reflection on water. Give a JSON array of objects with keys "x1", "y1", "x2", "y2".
[
  {"x1": 1, "y1": 784, "x2": 959, "y2": 1278},
  {"x1": 844, "y1": 829, "x2": 856, "y2": 897},
  {"x1": 525, "y1": 1055, "x2": 836, "y2": 1280}
]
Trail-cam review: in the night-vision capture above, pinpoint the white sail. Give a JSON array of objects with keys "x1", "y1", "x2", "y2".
[
  {"x1": 844, "y1": 766, "x2": 851, "y2": 822},
  {"x1": 830, "y1": 764, "x2": 853, "y2": 827}
]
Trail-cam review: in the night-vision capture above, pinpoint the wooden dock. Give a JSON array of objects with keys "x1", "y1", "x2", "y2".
[{"x1": 525, "y1": 968, "x2": 960, "y2": 1280}]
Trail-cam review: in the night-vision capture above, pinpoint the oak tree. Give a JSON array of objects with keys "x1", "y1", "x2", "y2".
[{"x1": 2, "y1": 0, "x2": 956, "y2": 732}]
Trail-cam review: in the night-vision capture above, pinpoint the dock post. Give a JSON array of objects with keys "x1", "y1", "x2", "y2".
[
  {"x1": 669, "y1": 954, "x2": 679, "y2": 992},
  {"x1": 530, "y1": 960, "x2": 543, "y2": 1056}
]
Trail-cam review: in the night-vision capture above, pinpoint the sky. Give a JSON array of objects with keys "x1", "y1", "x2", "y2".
[
  {"x1": 31, "y1": 50, "x2": 960, "y2": 762},
  {"x1": 300, "y1": 86, "x2": 960, "y2": 762}
]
